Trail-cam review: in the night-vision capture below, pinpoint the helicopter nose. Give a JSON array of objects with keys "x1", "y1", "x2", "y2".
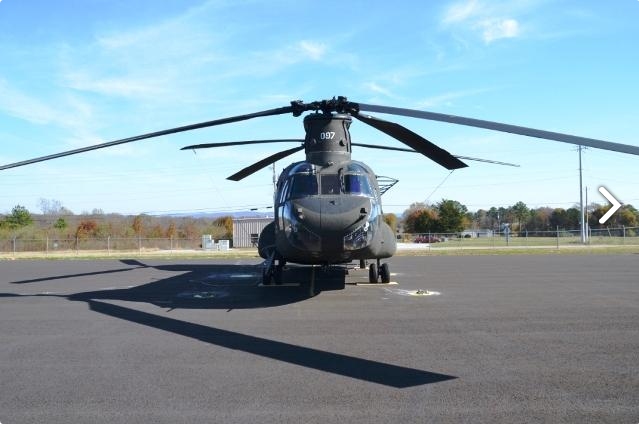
[{"x1": 319, "y1": 196, "x2": 370, "y2": 233}]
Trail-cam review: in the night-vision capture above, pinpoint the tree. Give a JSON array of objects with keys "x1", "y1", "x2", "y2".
[
  {"x1": 1, "y1": 205, "x2": 33, "y2": 229},
  {"x1": 617, "y1": 207, "x2": 637, "y2": 227},
  {"x1": 383, "y1": 213, "x2": 398, "y2": 233},
  {"x1": 75, "y1": 219, "x2": 99, "y2": 239},
  {"x1": 53, "y1": 217, "x2": 68, "y2": 230},
  {"x1": 436, "y1": 199, "x2": 468, "y2": 233},
  {"x1": 132, "y1": 214, "x2": 147, "y2": 236},
  {"x1": 565, "y1": 207, "x2": 580, "y2": 229},
  {"x1": 38, "y1": 198, "x2": 64, "y2": 215},
  {"x1": 511, "y1": 201, "x2": 530, "y2": 233},
  {"x1": 165, "y1": 221, "x2": 177, "y2": 239},
  {"x1": 473, "y1": 209, "x2": 490, "y2": 229},
  {"x1": 213, "y1": 216, "x2": 233, "y2": 239},
  {"x1": 529, "y1": 207, "x2": 552, "y2": 231},
  {"x1": 550, "y1": 208, "x2": 567, "y2": 229},
  {"x1": 403, "y1": 207, "x2": 438, "y2": 233}
]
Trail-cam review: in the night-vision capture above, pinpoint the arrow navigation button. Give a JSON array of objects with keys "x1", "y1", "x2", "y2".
[{"x1": 598, "y1": 186, "x2": 622, "y2": 224}]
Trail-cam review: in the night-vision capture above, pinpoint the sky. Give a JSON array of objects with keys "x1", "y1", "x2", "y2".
[{"x1": 0, "y1": 0, "x2": 637, "y2": 217}]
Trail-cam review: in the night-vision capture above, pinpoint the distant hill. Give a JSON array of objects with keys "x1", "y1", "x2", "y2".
[{"x1": 162, "y1": 210, "x2": 274, "y2": 220}]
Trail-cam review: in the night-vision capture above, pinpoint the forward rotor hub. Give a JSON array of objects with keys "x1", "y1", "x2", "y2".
[{"x1": 291, "y1": 96, "x2": 360, "y2": 117}]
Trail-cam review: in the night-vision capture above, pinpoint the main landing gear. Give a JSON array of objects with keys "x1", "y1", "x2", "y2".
[
  {"x1": 365, "y1": 259, "x2": 390, "y2": 284},
  {"x1": 262, "y1": 251, "x2": 285, "y2": 285}
]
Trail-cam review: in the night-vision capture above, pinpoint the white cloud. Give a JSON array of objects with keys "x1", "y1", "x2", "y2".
[
  {"x1": 64, "y1": 71, "x2": 167, "y2": 98},
  {"x1": 297, "y1": 40, "x2": 327, "y2": 61},
  {"x1": 443, "y1": 0, "x2": 479, "y2": 24},
  {"x1": 478, "y1": 18, "x2": 520, "y2": 43},
  {"x1": 441, "y1": 0, "x2": 524, "y2": 43},
  {"x1": 416, "y1": 87, "x2": 494, "y2": 109},
  {"x1": 0, "y1": 80, "x2": 58, "y2": 125},
  {"x1": 0, "y1": 79, "x2": 104, "y2": 149},
  {"x1": 364, "y1": 82, "x2": 395, "y2": 98}
]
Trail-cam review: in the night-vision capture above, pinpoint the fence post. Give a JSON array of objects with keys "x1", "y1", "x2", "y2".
[
  {"x1": 46, "y1": 236, "x2": 49, "y2": 254},
  {"x1": 107, "y1": 236, "x2": 111, "y2": 255},
  {"x1": 76, "y1": 236, "x2": 79, "y2": 254},
  {"x1": 556, "y1": 226, "x2": 559, "y2": 249},
  {"x1": 13, "y1": 237, "x2": 16, "y2": 255},
  {"x1": 138, "y1": 235, "x2": 142, "y2": 253},
  {"x1": 170, "y1": 236, "x2": 173, "y2": 252},
  {"x1": 623, "y1": 226, "x2": 626, "y2": 245}
]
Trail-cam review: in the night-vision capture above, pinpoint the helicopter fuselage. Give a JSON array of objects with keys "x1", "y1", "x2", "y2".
[
  {"x1": 258, "y1": 159, "x2": 396, "y2": 264},
  {"x1": 255, "y1": 112, "x2": 396, "y2": 265}
]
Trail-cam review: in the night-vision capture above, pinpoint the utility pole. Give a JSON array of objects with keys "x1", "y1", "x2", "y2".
[
  {"x1": 272, "y1": 164, "x2": 277, "y2": 196},
  {"x1": 585, "y1": 186, "x2": 589, "y2": 243},
  {"x1": 578, "y1": 145, "x2": 586, "y2": 244}
]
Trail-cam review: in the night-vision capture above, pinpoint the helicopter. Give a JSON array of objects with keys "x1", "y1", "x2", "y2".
[{"x1": 2, "y1": 96, "x2": 639, "y2": 285}]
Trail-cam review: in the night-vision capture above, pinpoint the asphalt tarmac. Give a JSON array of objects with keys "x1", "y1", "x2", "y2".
[{"x1": 1, "y1": 255, "x2": 638, "y2": 423}]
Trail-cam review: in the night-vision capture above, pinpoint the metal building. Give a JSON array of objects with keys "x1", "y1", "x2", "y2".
[{"x1": 232, "y1": 217, "x2": 273, "y2": 248}]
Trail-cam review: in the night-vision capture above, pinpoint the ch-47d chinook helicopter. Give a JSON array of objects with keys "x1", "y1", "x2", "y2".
[{"x1": 2, "y1": 96, "x2": 639, "y2": 284}]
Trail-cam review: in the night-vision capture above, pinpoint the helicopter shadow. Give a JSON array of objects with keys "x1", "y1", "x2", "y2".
[
  {"x1": 3, "y1": 259, "x2": 457, "y2": 388},
  {"x1": 70, "y1": 260, "x2": 347, "y2": 310}
]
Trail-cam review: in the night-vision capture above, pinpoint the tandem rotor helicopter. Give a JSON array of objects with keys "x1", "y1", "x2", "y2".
[{"x1": 3, "y1": 96, "x2": 639, "y2": 285}]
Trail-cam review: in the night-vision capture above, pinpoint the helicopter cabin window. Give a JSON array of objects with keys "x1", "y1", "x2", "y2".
[{"x1": 289, "y1": 174, "x2": 318, "y2": 199}]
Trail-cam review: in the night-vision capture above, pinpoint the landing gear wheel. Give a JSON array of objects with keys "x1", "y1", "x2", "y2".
[
  {"x1": 379, "y1": 263, "x2": 390, "y2": 284},
  {"x1": 262, "y1": 268, "x2": 271, "y2": 286},
  {"x1": 263, "y1": 269, "x2": 282, "y2": 285},
  {"x1": 359, "y1": 259, "x2": 366, "y2": 269},
  {"x1": 369, "y1": 263, "x2": 378, "y2": 284}
]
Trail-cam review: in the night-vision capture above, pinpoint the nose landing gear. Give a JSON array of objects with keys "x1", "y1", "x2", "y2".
[{"x1": 368, "y1": 259, "x2": 390, "y2": 284}]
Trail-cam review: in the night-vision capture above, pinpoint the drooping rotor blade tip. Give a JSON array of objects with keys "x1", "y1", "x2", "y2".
[
  {"x1": 227, "y1": 145, "x2": 305, "y2": 181},
  {"x1": 181, "y1": 139, "x2": 304, "y2": 150},
  {"x1": 1, "y1": 105, "x2": 298, "y2": 171},
  {"x1": 357, "y1": 102, "x2": 639, "y2": 157},
  {"x1": 353, "y1": 113, "x2": 468, "y2": 170}
]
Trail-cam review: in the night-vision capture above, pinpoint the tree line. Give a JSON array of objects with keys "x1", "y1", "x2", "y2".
[
  {"x1": 2, "y1": 197, "x2": 637, "y2": 240},
  {"x1": 399, "y1": 199, "x2": 639, "y2": 234},
  {"x1": 0, "y1": 200, "x2": 233, "y2": 241}
]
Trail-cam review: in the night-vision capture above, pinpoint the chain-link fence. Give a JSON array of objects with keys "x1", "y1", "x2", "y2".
[
  {"x1": 1, "y1": 226, "x2": 638, "y2": 254},
  {"x1": 0, "y1": 237, "x2": 207, "y2": 255},
  {"x1": 400, "y1": 226, "x2": 639, "y2": 249}
]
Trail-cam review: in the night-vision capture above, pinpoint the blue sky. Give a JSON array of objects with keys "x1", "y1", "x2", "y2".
[{"x1": 0, "y1": 0, "x2": 637, "y2": 216}]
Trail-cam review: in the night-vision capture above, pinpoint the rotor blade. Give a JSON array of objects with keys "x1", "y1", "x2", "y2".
[
  {"x1": 181, "y1": 139, "x2": 303, "y2": 150},
  {"x1": 358, "y1": 103, "x2": 639, "y2": 156},
  {"x1": 452, "y1": 155, "x2": 519, "y2": 167},
  {"x1": 352, "y1": 143, "x2": 519, "y2": 167},
  {"x1": 0, "y1": 106, "x2": 294, "y2": 171},
  {"x1": 227, "y1": 146, "x2": 304, "y2": 181},
  {"x1": 353, "y1": 113, "x2": 468, "y2": 170}
]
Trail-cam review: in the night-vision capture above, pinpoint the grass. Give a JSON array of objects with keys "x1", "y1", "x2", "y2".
[
  {"x1": 0, "y1": 248, "x2": 262, "y2": 261},
  {"x1": 396, "y1": 245, "x2": 639, "y2": 256}
]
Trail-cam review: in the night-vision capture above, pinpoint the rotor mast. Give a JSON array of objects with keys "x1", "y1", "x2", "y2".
[{"x1": 303, "y1": 113, "x2": 352, "y2": 166}]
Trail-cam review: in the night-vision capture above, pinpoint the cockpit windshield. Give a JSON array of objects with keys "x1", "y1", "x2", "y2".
[
  {"x1": 289, "y1": 174, "x2": 318, "y2": 199},
  {"x1": 341, "y1": 163, "x2": 374, "y2": 196},
  {"x1": 343, "y1": 174, "x2": 373, "y2": 196},
  {"x1": 283, "y1": 162, "x2": 375, "y2": 200}
]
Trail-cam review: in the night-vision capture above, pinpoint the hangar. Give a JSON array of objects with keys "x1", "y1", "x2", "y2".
[{"x1": 232, "y1": 217, "x2": 273, "y2": 248}]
